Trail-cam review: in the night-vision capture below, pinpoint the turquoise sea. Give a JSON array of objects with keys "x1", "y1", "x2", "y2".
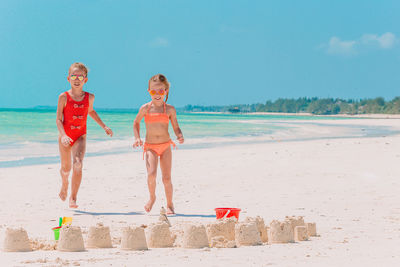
[{"x1": 0, "y1": 109, "x2": 394, "y2": 168}]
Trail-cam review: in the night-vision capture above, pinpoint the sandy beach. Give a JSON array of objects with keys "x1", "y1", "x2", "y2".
[{"x1": 1, "y1": 118, "x2": 400, "y2": 266}]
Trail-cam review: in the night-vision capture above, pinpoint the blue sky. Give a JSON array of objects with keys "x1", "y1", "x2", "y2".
[{"x1": 0, "y1": 0, "x2": 399, "y2": 108}]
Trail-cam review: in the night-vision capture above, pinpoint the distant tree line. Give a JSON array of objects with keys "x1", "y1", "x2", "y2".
[{"x1": 180, "y1": 97, "x2": 400, "y2": 115}]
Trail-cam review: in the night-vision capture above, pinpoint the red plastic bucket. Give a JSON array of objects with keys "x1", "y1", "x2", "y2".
[{"x1": 215, "y1": 208, "x2": 241, "y2": 220}]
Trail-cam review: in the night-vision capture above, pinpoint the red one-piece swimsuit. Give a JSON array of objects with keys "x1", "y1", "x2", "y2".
[{"x1": 63, "y1": 91, "x2": 89, "y2": 146}]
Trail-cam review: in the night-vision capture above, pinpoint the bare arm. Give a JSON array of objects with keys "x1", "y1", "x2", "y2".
[
  {"x1": 88, "y1": 94, "x2": 113, "y2": 137},
  {"x1": 56, "y1": 93, "x2": 67, "y2": 136},
  {"x1": 169, "y1": 106, "x2": 184, "y2": 144},
  {"x1": 56, "y1": 93, "x2": 73, "y2": 146},
  {"x1": 132, "y1": 104, "x2": 147, "y2": 147}
]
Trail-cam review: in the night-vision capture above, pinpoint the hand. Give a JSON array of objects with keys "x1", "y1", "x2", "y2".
[
  {"x1": 61, "y1": 135, "x2": 73, "y2": 147},
  {"x1": 104, "y1": 126, "x2": 113, "y2": 137},
  {"x1": 133, "y1": 138, "x2": 143, "y2": 148},
  {"x1": 177, "y1": 134, "x2": 184, "y2": 144}
]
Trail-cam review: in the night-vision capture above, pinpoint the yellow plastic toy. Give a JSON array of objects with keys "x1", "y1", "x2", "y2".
[{"x1": 62, "y1": 217, "x2": 73, "y2": 225}]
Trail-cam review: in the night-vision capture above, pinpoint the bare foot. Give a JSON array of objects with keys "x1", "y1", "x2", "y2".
[
  {"x1": 69, "y1": 198, "x2": 78, "y2": 209},
  {"x1": 144, "y1": 197, "x2": 156, "y2": 213},
  {"x1": 166, "y1": 205, "x2": 175, "y2": 215},
  {"x1": 58, "y1": 181, "x2": 68, "y2": 201}
]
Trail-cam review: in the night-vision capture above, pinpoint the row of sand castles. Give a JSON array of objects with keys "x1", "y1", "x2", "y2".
[{"x1": 2, "y1": 213, "x2": 317, "y2": 252}]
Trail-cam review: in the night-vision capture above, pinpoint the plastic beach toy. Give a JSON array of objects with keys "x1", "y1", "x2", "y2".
[
  {"x1": 215, "y1": 208, "x2": 241, "y2": 220},
  {"x1": 52, "y1": 226, "x2": 61, "y2": 240},
  {"x1": 62, "y1": 217, "x2": 72, "y2": 225}
]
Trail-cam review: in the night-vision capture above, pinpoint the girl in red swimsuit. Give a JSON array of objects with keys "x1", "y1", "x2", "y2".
[
  {"x1": 56, "y1": 62, "x2": 113, "y2": 208},
  {"x1": 133, "y1": 74, "x2": 184, "y2": 214}
]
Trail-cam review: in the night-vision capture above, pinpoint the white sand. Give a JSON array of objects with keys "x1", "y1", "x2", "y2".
[{"x1": 0, "y1": 118, "x2": 400, "y2": 266}]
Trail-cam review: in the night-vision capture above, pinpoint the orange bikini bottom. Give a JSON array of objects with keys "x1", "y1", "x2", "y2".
[{"x1": 143, "y1": 140, "x2": 176, "y2": 159}]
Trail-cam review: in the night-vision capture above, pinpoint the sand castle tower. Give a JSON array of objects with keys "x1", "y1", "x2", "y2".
[
  {"x1": 159, "y1": 207, "x2": 171, "y2": 226},
  {"x1": 294, "y1": 226, "x2": 308, "y2": 241},
  {"x1": 57, "y1": 226, "x2": 85, "y2": 252},
  {"x1": 245, "y1": 216, "x2": 268, "y2": 243},
  {"x1": 182, "y1": 224, "x2": 209, "y2": 249},
  {"x1": 86, "y1": 223, "x2": 112, "y2": 248},
  {"x1": 268, "y1": 220, "x2": 294, "y2": 243},
  {"x1": 146, "y1": 222, "x2": 173, "y2": 248},
  {"x1": 285, "y1": 216, "x2": 305, "y2": 231},
  {"x1": 235, "y1": 221, "x2": 262, "y2": 247},
  {"x1": 2, "y1": 227, "x2": 32, "y2": 252},
  {"x1": 206, "y1": 217, "x2": 236, "y2": 242},
  {"x1": 121, "y1": 225, "x2": 148, "y2": 250},
  {"x1": 306, "y1": 222, "x2": 317, "y2": 236}
]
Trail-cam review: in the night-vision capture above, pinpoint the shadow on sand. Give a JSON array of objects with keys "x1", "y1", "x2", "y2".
[{"x1": 73, "y1": 210, "x2": 145, "y2": 216}]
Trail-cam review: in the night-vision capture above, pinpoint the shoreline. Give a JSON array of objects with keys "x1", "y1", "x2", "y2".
[{"x1": 1, "y1": 118, "x2": 398, "y2": 168}]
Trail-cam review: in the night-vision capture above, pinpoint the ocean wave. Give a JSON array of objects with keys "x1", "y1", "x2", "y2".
[{"x1": 0, "y1": 156, "x2": 25, "y2": 162}]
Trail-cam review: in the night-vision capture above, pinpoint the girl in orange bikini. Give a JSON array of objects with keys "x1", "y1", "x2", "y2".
[
  {"x1": 133, "y1": 74, "x2": 184, "y2": 214},
  {"x1": 56, "y1": 62, "x2": 113, "y2": 208}
]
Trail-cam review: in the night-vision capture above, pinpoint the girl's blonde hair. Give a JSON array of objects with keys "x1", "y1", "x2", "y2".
[
  {"x1": 149, "y1": 74, "x2": 170, "y2": 102},
  {"x1": 69, "y1": 62, "x2": 89, "y2": 77}
]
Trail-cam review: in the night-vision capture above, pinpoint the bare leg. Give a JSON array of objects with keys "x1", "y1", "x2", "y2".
[
  {"x1": 58, "y1": 137, "x2": 71, "y2": 201},
  {"x1": 144, "y1": 149, "x2": 158, "y2": 212},
  {"x1": 160, "y1": 146, "x2": 174, "y2": 214},
  {"x1": 69, "y1": 135, "x2": 86, "y2": 208}
]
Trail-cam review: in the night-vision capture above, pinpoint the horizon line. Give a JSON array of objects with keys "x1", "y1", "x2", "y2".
[{"x1": 1, "y1": 95, "x2": 399, "y2": 110}]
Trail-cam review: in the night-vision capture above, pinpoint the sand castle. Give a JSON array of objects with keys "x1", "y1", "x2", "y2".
[
  {"x1": 285, "y1": 216, "x2": 306, "y2": 240},
  {"x1": 294, "y1": 226, "x2": 308, "y2": 241},
  {"x1": 146, "y1": 222, "x2": 174, "y2": 248},
  {"x1": 182, "y1": 224, "x2": 209, "y2": 249},
  {"x1": 120, "y1": 225, "x2": 148, "y2": 250},
  {"x1": 2, "y1": 227, "x2": 32, "y2": 252},
  {"x1": 245, "y1": 216, "x2": 268, "y2": 243},
  {"x1": 285, "y1": 216, "x2": 305, "y2": 231},
  {"x1": 170, "y1": 223, "x2": 184, "y2": 247},
  {"x1": 268, "y1": 220, "x2": 294, "y2": 243},
  {"x1": 210, "y1": 236, "x2": 237, "y2": 248},
  {"x1": 86, "y1": 223, "x2": 113, "y2": 248},
  {"x1": 30, "y1": 238, "x2": 57, "y2": 251},
  {"x1": 206, "y1": 217, "x2": 236, "y2": 242},
  {"x1": 235, "y1": 221, "x2": 262, "y2": 247},
  {"x1": 210, "y1": 236, "x2": 227, "y2": 248},
  {"x1": 57, "y1": 226, "x2": 85, "y2": 252},
  {"x1": 2, "y1": 214, "x2": 317, "y2": 252},
  {"x1": 306, "y1": 222, "x2": 317, "y2": 236},
  {"x1": 159, "y1": 207, "x2": 171, "y2": 227}
]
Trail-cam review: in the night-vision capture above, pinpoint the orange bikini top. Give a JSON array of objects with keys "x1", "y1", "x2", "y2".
[{"x1": 144, "y1": 102, "x2": 169, "y2": 124}]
